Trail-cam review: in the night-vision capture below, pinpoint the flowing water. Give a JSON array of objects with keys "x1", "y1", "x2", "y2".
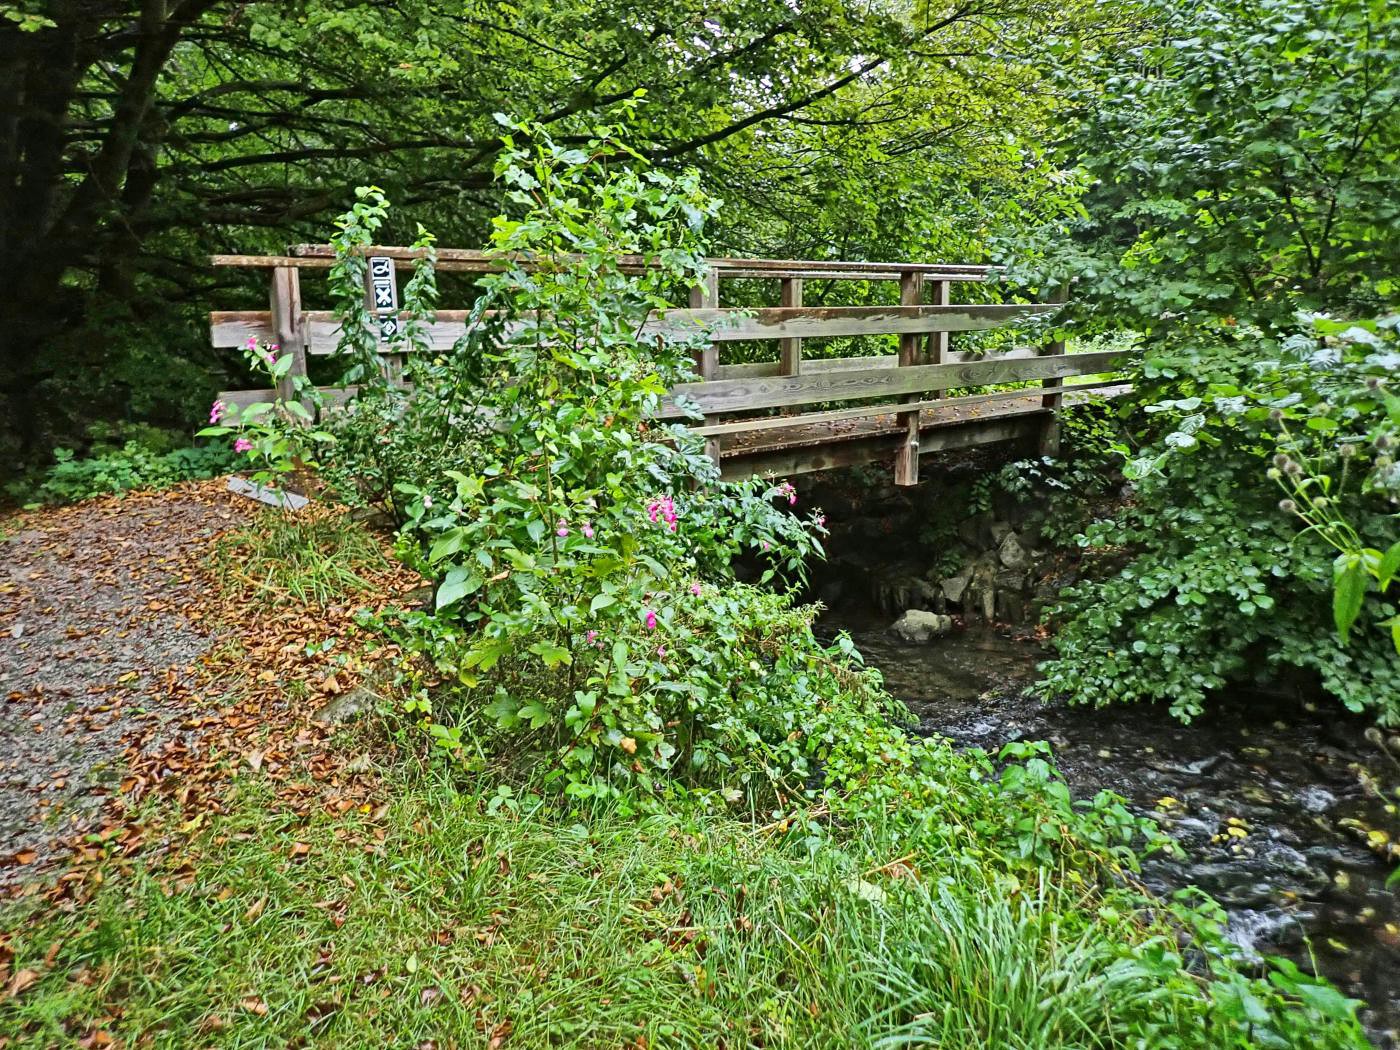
[{"x1": 822, "y1": 612, "x2": 1400, "y2": 1045}]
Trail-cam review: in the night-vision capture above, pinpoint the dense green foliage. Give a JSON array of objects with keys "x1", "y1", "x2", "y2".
[
  {"x1": 1030, "y1": 0, "x2": 1400, "y2": 328},
  {"x1": 5, "y1": 428, "x2": 235, "y2": 506},
  {"x1": 1030, "y1": 0, "x2": 1400, "y2": 721}
]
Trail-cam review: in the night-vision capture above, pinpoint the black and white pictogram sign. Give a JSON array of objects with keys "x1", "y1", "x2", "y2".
[{"x1": 367, "y1": 256, "x2": 399, "y2": 344}]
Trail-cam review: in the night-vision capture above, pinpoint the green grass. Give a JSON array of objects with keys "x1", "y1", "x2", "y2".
[
  {"x1": 0, "y1": 769, "x2": 1212, "y2": 1050},
  {"x1": 211, "y1": 507, "x2": 398, "y2": 608}
]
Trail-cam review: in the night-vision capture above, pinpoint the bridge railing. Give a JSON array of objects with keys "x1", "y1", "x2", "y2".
[{"x1": 208, "y1": 248, "x2": 1125, "y2": 484}]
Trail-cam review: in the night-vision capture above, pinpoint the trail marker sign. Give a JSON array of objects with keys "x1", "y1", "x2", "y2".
[{"x1": 367, "y1": 257, "x2": 399, "y2": 343}]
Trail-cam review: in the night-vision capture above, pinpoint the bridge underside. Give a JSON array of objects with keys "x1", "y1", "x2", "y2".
[{"x1": 714, "y1": 387, "x2": 1122, "y2": 479}]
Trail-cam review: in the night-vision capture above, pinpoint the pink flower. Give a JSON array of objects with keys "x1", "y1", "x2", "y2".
[
  {"x1": 646, "y1": 495, "x2": 678, "y2": 527},
  {"x1": 245, "y1": 336, "x2": 258, "y2": 350},
  {"x1": 234, "y1": 437, "x2": 253, "y2": 453},
  {"x1": 556, "y1": 520, "x2": 569, "y2": 537},
  {"x1": 644, "y1": 609, "x2": 657, "y2": 631},
  {"x1": 423, "y1": 494, "x2": 433, "y2": 509},
  {"x1": 581, "y1": 522, "x2": 595, "y2": 539},
  {"x1": 586, "y1": 630, "x2": 598, "y2": 644},
  {"x1": 778, "y1": 482, "x2": 797, "y2": 506},
  {"x1": 761, "y1": 541, "x2": 770, "y2": 551},
  {"x1": 690, "y1": 582, "x2": 702, "y2": 597},
  {"x1": 816, "y1": 514, "x2": 826, "y2": 528},
  {"x1": 208, "y1": 400, "x2": 227, "y2": 424},
  {"x1": 656, "y1": 646, "x2": 666, "y2": 659}
]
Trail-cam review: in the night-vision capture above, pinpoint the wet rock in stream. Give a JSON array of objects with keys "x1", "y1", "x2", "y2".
[{"x1": 821, "y1": 614, "x2": 1400, "y2": 1047}]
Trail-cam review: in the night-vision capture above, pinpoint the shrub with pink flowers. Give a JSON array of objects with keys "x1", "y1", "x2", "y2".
[
  {"x1": 197, "y1": 335, "x2": 334, "y2": 504},
  {"x1": 360, "y1": 115, "x2": 830, "y2": 799}
]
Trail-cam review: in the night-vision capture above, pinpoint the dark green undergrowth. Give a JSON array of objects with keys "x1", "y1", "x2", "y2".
[{"x1": 5, "y1": 428, "x2": 236, "y2": 508}]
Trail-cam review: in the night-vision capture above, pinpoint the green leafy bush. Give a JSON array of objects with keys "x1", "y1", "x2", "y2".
[
  {"x1": 1039, "y1": 316, "x2": 1400, "y2": 722},
  {"x1": 338, "y1": 114, "x2": 828, "y2": 800},
  {"x1": 8, "y1": 438, "x2": 236, "y2": 506}
]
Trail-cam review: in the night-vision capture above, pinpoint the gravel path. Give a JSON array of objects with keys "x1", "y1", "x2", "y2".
[{"x1": 0, "y1": 483, "x2": 245, "y2": 891}]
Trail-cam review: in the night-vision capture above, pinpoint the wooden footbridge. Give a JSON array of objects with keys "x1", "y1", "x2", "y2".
[{"x1": 209, "y1": 248, "x2": 1126, "y2": 486}]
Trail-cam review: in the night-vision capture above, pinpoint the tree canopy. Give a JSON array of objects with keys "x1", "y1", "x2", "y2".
[{"x1": 1, "y1": 0, "x2": 1094, "y2": 463}]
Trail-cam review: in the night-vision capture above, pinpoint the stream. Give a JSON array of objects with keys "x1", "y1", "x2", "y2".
[{"x1": 821, "y1": 612, "x2": 1400, "y2": 1046}]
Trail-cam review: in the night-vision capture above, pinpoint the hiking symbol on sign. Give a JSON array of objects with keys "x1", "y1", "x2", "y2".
[{"x1": 366, "y1": 256, "x2": 399, "y2": 345}]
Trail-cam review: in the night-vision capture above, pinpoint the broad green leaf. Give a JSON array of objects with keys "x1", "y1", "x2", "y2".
[
  {"x1": 436, "y1": 566, "x2": 482, "y2": 609},
  {"x1": 1332, "y1": 554, "x2": 1366, "y2": 646}
]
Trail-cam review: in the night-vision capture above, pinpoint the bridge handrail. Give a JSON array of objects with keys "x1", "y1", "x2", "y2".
[{"x1": 207, "y1": 248, "x2": 1110, "y2": 486}]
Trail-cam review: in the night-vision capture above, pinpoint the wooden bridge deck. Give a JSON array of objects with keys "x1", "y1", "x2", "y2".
[{"x1": 208, "y1": 248, "x2": 1127, "y2": 486}]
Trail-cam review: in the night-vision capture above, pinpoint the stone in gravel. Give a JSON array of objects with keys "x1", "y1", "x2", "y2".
[
  {"x1": 889, "y1": 610, "x2": 953, "y2": 644},
  {"x1": 314, "y1": 685, "x2": 381, "y2": 724}
]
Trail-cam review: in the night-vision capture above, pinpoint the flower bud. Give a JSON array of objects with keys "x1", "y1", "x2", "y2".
[{"x1": 1278, "y1": 499, "x2": 1298, "y2": 514}]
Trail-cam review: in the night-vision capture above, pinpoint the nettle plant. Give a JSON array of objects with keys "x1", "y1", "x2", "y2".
[
  {"x1": 1040, "y1": 315, "x2": 1400, "y2": 722},
  {"x1": 374, "y1": 114, "x2": 828, "y2": 799},
  {"x1": 199, "y1": 336, "x2": 333, "y2": 499}
]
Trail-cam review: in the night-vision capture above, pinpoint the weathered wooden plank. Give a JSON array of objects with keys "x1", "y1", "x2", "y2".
[
  {"x1": 688, "y1": 381, "x2": 1129, "y2": 438},
  {"x1": 718, "y1": 268, "x2": 989, "y2": 283},
  {"x1": 212, "y1": 309, "x2": 485, "y2": 354},
  {"x1": 217, "y1": 385, "x2": 360, "y2": 412},
  {"x1": 894, "y1": 271, "x2": 925, "y2": 486},
  {"x1": 718, "y1": 416, "x2": 1042, "y2": 480},
  {"x1": 212, "y1": 253, "x2": 993, "y2": 283},
  {"x1": 653, "y1": 303, "x2": 1056, "y2": 343},
  {"x1": 663, "y1": 349, "x2": 1125, "y2": 417},
  {"x1": 927, "y1": 279, "x2": 950, "y2": 399},
  {"x1": 282, "y1": 244, "x2": 998, "y2": 278},
  {"x1": 687, "y1": 272, "x2": 721, "y2": 463},
  {"x1": 213, "y1": 304, "x2": 1051, "y2": 357},
  {"x1": 1038, "y1": 284, "x2": 1070, "y2": 456},
  {"x1": 712, "y1": 347, "x2": 1038, "y2": 380}
]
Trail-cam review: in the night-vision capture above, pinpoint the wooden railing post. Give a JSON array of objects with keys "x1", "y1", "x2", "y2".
[
  {"x1": 1037, "y1": 282, "x2": 1069, "y2": 457},
  {"x1": 779, "y1": 277, "x2": 802, "y2": 376},
  {"x1": 688, "y1": 265, "x2": 721, "y2": 464},
  {"x1": 926, "y1": 279, "x2": 949, "y2": 398},
  {"x1": 269, "y1": 265, "x2": 308, "y2": 408},
  {"x1": 893, "y1": 270, "x2": 925, "y2": 486}
]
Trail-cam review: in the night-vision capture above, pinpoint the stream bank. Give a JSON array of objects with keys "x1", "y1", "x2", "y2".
[
  {"x1": 830, "y1": 620, "x2": 1400, "y2": 1045},
  {"x1": 800, "y1": 457, "x2": 1400, "y2": 1046}
]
